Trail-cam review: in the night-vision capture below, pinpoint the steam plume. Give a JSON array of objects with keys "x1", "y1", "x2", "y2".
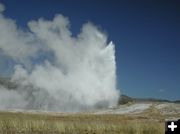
[{"x1": 0, "y1": 3, "x2": 119, "y2": 112}]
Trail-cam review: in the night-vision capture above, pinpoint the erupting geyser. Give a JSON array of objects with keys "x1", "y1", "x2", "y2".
[{"x1": 0, "y1": 3, "x2": 120, "y2": 112}]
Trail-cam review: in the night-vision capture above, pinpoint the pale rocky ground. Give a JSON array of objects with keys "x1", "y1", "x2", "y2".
[
  {"x1": 94, "y1": 102, "x2": 180, "y2": 117},
  {"x1": 2, "y1": 102, "x2": 180, "y2": 118}
]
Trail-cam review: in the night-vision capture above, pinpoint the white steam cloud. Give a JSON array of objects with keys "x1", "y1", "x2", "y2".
[{"x1": 0, "y1": 3, "x2": 120, "y2": 112}]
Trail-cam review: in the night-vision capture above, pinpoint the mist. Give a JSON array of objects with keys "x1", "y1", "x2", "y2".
[{"x1": 0, "y1": 3, "x2": 120, "y2": 112}]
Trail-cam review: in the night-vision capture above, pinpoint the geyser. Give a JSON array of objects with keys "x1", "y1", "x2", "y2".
[{"x1": 0, "y1": 3, "x2": 120, "y2": 112}]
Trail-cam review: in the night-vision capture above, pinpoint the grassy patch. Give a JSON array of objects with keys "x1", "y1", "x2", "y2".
[{"x1": 0, "y1": 111, "x2": 165, "y2": 134}]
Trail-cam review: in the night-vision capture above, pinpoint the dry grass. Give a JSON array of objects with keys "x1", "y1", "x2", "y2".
[{"x1": 0, "y1": 111, "x2": 166, "y2": 134}]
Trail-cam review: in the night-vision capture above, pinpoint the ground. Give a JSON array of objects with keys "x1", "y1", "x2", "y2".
[{"x1": 0, "y1": 102, "x2": 179, "y2": 134}]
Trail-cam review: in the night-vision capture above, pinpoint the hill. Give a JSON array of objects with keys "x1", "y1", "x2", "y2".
[
  {"x1": 118, "y1": 94, "x2": 179, "y2": 104},
  {"x1": 0, "y1": 76, "x2": 17, "y2": 89}
]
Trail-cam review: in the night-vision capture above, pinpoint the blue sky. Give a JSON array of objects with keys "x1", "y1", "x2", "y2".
[{"x1": 0, "y1": 0, "x2": 180, "y2": 100}]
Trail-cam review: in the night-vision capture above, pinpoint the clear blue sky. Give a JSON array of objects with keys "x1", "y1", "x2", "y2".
[{"x1": 0, "y1": 0, "x2": 180, "y2": 100}]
